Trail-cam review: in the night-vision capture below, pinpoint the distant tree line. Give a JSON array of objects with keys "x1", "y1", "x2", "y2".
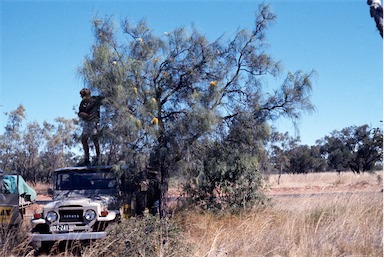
[
  {"x1": 0, "y1": 105, "x2": 79, "y2": 184},
  {"x1": 269, "y1": 124, "x2": 383, "y2": 175}
]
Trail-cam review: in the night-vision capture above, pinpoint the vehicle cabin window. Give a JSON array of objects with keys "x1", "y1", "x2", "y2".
[
  {"x1": 58, "y1": 174, "x2": 72, "y2": 190},
  {"x1": 56, "y1": 171, "x2": 116, "y2": 190}
]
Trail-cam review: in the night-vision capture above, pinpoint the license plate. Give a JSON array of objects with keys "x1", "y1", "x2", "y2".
[{"x1": 49, "y1": 224, "x2": 75, "y2": 232}]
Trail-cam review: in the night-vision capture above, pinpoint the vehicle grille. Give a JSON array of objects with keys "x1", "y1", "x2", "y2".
[{"x1": 59, "y1": 210, "x2": 83, "y2": 222}]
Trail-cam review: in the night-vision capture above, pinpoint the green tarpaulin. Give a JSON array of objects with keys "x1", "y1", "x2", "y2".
[{"x1": 3, "y1": 175, "x2": 36, "y2": 202}]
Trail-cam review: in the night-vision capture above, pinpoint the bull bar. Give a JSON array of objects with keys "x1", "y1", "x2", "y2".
[{"x1": 30, "y1": 231, "x2": 107, "y2": 242}]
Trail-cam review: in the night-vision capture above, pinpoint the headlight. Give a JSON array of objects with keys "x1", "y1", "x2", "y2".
[
  {"x1": 84, "y1": 209, "x2": 96, "y2": 221},
  {"x1": 46, "y1": 211, "x2": 58, "y2": 222}
]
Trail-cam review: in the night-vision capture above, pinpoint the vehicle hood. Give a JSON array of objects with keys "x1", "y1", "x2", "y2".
[{"x1": 47, "y1": 190, "x2": 117, "y2": 209}]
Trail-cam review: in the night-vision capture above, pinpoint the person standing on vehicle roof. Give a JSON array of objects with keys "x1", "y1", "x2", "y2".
[{"x1": 78, "y1": 88, "x2": 104, "y2": 166}]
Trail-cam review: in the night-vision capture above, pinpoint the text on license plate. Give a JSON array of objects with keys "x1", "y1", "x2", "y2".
[{"x1": 49, "y1": 224, "x2": 75, "y2": 232}]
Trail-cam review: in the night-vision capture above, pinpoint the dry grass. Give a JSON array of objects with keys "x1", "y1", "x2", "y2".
[
  {"x1": 180, "y1": 192, "x2": 382, "y2": 257},
  {"x1": 0, "y1": 224, "x2": 33, "y2": 256},
  {"x1": 179, "y1": 171, "x2": 383, "y2": 257},
  {"x1": 267, "y1": 171, "x2": 382, "y2": 188},
  {"x1": 33, "y1": 182, "x2": 51, "y2": 195}
]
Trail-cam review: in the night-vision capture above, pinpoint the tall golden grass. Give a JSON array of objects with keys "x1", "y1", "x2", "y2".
[
  {"x1": 267, "y1": 171, "x2": 382, "y2": 190},
  {"x1": 180, "y1": 192, "x2": 382, "y2": 257},
  {"x1": 179, "y1": 171, "x2": 383, "y2": 257}
]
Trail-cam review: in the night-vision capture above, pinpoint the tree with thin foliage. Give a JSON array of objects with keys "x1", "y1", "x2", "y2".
[
  {"x1": 79, "y1": 4, "x2": 315, "y2": 215},
  {"x1": 0, "y1": 105, "x2": 26, "y2": 173},
  {"x1": 268, "y1": 131, "x2": 299, "y2": 179}
]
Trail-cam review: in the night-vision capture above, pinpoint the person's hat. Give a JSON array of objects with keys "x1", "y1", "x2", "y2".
[{"x1": 80, "y1": 88, "x2": 91, "y2": 97}]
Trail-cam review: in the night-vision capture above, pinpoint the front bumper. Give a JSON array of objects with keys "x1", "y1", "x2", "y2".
[{"x1": 30, "y1": 231, "x2": 107, "y2": 242}]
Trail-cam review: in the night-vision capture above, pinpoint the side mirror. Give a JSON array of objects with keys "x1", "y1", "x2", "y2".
[
  {"x1": 25, "y1": 194, "x2": 31, "y2": 202},
  {"x1": 47, "y1": 188, "x2": 53, "y2": 197}
]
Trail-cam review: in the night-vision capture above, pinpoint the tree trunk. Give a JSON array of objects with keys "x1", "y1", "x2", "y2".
[{"x1": 159, "y1": 165, "x2": 169, "y2": 218}]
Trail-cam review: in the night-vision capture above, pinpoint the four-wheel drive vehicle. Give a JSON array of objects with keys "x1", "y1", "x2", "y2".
[
  {"x1": 30, "y1": 166, "x2": 120, "y2": 248},
  {"x1": 0, "y1": 172, "x2": 36, "y2": 226}
]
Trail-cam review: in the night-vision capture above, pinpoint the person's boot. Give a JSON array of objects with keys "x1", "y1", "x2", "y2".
[
  {"x1": 92, "y1": 156, "x2": 101, "y2": 166},
  {"x1": 77, "y1": 156, "x2": 90, "y2": 166}
]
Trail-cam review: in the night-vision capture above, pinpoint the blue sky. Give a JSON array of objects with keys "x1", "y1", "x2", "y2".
[{"x1": 1, "y1": 0, "x2": 382, "y2": 146}]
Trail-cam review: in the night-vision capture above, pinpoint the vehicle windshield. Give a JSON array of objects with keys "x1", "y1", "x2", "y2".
[{"x1": 56, "y1": 171, "x2": 116, "y2": 191}]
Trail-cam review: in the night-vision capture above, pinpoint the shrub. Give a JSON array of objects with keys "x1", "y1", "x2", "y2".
[
  {"x1": 83, "y1": 215, "x2": 190, "y2": 257},
  {"x1": 183, "y1": 145, "x2": 270, "y2": 212}
]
